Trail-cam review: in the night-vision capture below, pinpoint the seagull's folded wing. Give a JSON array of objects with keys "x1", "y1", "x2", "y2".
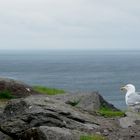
[{"x1": 129, "y1": 93, "x2": 140, "y2": 105}]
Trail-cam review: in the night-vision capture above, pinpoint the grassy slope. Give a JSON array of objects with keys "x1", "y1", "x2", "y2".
[
  {"x1": 0, "y1": 90, "x2": 14, "y2": 99},
  {"x1": 98, "y1": 106, "x2": 125, "y2": 117},
  {"x1": 0, "y1": 86, "x2": 65, "y2": 99},
  {"x1": 33, "y1": 86, "x2": 65, "y2": 95}
]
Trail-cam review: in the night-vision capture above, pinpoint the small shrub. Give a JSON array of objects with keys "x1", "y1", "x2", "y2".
[
  {"x1": 33, "y1": 86, "x2": 65, "y2": 95},
  {"x1": 80, "y1": 134, "x2": 106, "y2": 140},
  {"x1": 0, "y1": 90, "x2": 14, "y2": 99}
]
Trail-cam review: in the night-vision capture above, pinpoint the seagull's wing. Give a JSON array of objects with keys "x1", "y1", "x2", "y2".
[{"x1": 129, "y1": 93, "x2": 140, "y2": 105}]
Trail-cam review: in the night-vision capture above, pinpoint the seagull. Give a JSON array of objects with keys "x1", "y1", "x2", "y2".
[{"x1": 121, "y1": 84, "x2": 140, "y2": 107}]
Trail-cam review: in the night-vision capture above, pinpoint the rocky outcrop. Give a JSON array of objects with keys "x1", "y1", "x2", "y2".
[
  {"x1": 52, "y1": 92, "x2": 119, "y2": 112},
  {"x1": 1, "y1": 94, "x2": 140, "y2": 140},
  {"x1": 0, "y1": 79, "x2": 140, "y2": 140},
  {"x1": 0, "y1": 95, "x2": 101, "y2": 139},
  {"x1": 21, "y1": 126, "x2": 80, "y2": 140},
  {"x1": 0, "y1": 78, "x2": 37, "y2": 98},
  {"x1": 119, "y1": 111, "x2": 140, "y2": 128},
  {"x1": 3, "y1": 93, "x2": 140, "y2": 140},
  {"x1": 0, "y1": 131, "x2": 12, "y2": 140}
]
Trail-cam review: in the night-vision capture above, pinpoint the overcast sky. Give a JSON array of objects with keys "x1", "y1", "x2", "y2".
[{"x1": 0, "y1": 0, "x2": 140, "y2": 50}]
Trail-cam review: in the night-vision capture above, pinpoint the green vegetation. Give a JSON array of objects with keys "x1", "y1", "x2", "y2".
[
  {"x1": 33, "y1": 86, "x2": 65, "y2": 95},
  {"x1": 67, "y1": 98, "x2": 81, "y2": 106},
  {"x1": 80, "y1": 134, "x2": 106, "y2": 140},
  {"x1": 0, "y1": 90, "x2": 14, "y2": 99},
  {"x1": 98, "y1": 105, "x2": 125, "y2": 117}
]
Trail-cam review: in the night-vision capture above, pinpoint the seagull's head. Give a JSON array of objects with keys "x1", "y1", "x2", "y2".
[{"x1": 120, "y1": 84, "x2": 136, "y2": 93}]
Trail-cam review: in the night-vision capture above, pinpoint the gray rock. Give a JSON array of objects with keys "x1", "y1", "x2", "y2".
[
  {"x1": 0, "y1": 131, "x2": 12, "y2": 140},
  {"x1": 19, "y1": 126, "x2": 81, "y2": 140},
  {"x1": 52, "y1": 92, "x2": 119, "y2": 112},
  {"x1": 0, "y1": 77, "x2": 37, "y2": 98},
  {"x1": 119, "y1": 111, "x2": 140, "y2": 128},
  {"x1": 129, "y1": 105, "x2": 140, "y2": 112},
  {"x1": 37, "y1": 126, "x2": 80, "y2": 140},
  {"x1": 0, "y1": 95, "x2": 99, "y2": 139}
]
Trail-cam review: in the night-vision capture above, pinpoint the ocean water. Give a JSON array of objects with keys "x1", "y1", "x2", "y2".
[{"x1": 0, "y1": 50, "x2": 140, "y2": 109}]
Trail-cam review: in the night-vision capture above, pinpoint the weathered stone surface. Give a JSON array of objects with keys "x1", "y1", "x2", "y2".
[
  {"x1": 1, "y1": 91, "x2": 140, "y2": 140},
  {"x1": 0, "y1": 131, "x2": 12, "y2": 140},
  {"x1": 129, "y1": 105, "x2": 140, "y2": 112},
  {"x1": 17, "y1": 127, "x2": 81, "y2": 140},
  {"x1": 0, "y1": 78, "x2": 37, "y2": 98},
  {"x1": 52, "y1": 92, "x2": 119, "y2": 112},
  {"x1": 119, "y1": 111, "x2": 140, "y2": 128},
  {"x1": 40, "y1": 126, "x2": 79, "y2": 140},
  {"x1": 0, "y1": 95, "x2": 99, "y2": 139}
]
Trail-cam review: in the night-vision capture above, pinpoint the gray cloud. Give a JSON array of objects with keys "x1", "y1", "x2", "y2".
[{"x1": 0, "y1": 0, "x2": 140, "y2": 50}]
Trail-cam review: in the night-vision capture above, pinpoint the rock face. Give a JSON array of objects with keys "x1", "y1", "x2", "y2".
[
  {"x1": 0, "y1": 78, "x2": 37, "y2": 98},
  {"x1": 119, "y1": 111, "x2": 140, "y2": 128},
  {"x1": 0, "y1": 131, "x2": 12, "y2": 140},
  {"x1": 52, "y1": 92, "x2": 119, "y2": 112},
  {"x1": 21, "y1": 126, "x2": 80, "y2": 140},
  {"x1": 0, "y1": 95, "x2": 101, "y2": 139},
  {"x1": 0, "y1": 87, "x2": 140, "y2": 139}
]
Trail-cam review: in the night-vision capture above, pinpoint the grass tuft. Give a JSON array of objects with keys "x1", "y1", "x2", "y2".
[
  {"x1": 98, "y1": 106, "x2": 125, "y2": 117},
  {"x1": 80, "y1": 134, "x2": 106, "y2": 140},
  {"x1": 33, "y1": 86, "x2": 65, "y2": 95},
  {"x1": 0, "y1": 90, "x2": 14, "y2": 99}
]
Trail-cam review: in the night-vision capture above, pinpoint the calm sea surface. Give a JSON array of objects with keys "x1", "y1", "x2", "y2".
[{"x1": 0, "y1": 50, "x2": 140, "y2": 109}]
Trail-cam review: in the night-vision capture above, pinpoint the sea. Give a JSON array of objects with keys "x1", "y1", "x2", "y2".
[{"x1": 0, "y1": 49, "x2": 140, "y2": 109}]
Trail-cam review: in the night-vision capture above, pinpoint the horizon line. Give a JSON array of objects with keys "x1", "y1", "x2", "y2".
[{"x1": 0, "y1": 48, "x2": 140, "y2": 51}]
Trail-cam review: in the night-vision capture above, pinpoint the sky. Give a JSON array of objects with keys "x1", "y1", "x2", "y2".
[{"x1": 0, "y1": 0, "x2": 140, "y2": 50}]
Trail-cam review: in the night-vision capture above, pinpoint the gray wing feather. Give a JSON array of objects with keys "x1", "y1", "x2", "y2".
[{"x1": 129, "y1": 93, "x2": 140, "y2": 105}]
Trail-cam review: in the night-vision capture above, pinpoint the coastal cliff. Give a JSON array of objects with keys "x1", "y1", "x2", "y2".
[{"x1": 0, "y1": 78, "x2": 139, "y2": 140}]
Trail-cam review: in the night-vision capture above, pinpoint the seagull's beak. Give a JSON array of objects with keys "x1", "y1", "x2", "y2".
[{"x1": 120, "y1": 86, "x2": 126, "y2": 91}]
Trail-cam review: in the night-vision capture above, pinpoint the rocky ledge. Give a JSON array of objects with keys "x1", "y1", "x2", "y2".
[
  {"x1": 0, "y1": 78, "x2": 140, "y2": 140},
  {"x1": 0, "y1": 78, "x2": 37, "y2": 98}
]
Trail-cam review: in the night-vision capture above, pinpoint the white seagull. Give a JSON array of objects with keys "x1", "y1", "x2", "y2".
[{"x1": 121, "y1": 84, "x2": 140, "y2": 107}]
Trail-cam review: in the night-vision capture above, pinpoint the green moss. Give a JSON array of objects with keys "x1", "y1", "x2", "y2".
[
  {"x1": 99, "y1": 110, "x2": 125, "y2": 117},
  {"x1": 33, "y1": 86, "x2": 65, "y2": 95},
  {"x1": 80, "y1": 134, "x2": 106, "y2": 140},
  {"x1": 67, "y1": 99, "x2": 81, "y2": 106},
  {"x1": 0, "y1": 90, "x2": 14, "y2": 99},
  {"x1": 98, "y1": 106, "x2": 125, "y2": 117}
]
